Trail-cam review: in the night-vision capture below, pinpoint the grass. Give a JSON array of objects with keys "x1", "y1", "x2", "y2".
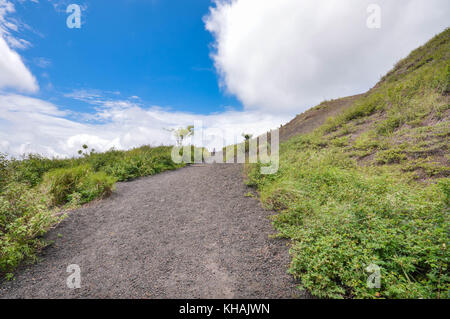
[
  {"x1": 0, "y1": 145, "x2": 185, "y2": 279},
  {"x1": 246, "y1": 28, "x2": 450, "y2": 298},
  {"x1": 42, "y1": 165, "x2": 116, "y2": 206}
]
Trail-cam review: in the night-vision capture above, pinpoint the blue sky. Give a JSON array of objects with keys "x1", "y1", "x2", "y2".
[
  {"x1": 15, "y1": 0, "x2": 240, "y2": 114},
  {"x1": 0, "y1": 0, "x2": 449, "y2": 157}
]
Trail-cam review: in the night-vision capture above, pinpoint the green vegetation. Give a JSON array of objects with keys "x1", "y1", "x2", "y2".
[
  {"x1": 42, "y1": 165, "x2": 116, "y2": 206},
  {"x1": 0, "y1": 145, "x2": 184, "y2": 278},
  {"x1": 246, "y1": 29, "x2": 449, "y2": 298}
]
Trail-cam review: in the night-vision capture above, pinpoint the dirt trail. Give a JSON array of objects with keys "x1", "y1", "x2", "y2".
[{"x1": 0, "y1": 164, "x2": 305, "y2": 299}]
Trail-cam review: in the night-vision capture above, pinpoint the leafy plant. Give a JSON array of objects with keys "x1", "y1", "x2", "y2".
[
  {"x1": 0, "y1": 182, "x2": 62, "y2": 277},
  {"x1": 42, "y1": 165, "x2": 116, "y2": 206}
]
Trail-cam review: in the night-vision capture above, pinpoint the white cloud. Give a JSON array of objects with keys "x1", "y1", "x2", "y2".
[
  {"x1": 205, "y1": 0, "x2": 450, "y2": 113},
  {"x1": 0, "y1": 36, "x2": 38, "y2": 92},
  {"x1": 0, "y1": 94, "x2": 289, "y2": 157},
  {"x1": 34, "y1": 57, "x2": 51, "y2": 68},
  {"x1": 0, "y1": 0, "x2": 38, "y2": 92},
  {"x1": 5, "y1": 34, "x2": 31, "y2": 49}
]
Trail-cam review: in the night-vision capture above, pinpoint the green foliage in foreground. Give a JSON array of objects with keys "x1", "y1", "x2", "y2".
[
  {"x1": 0, "y1": 145, "x2": 183, "y2": 278},
  {"x1": 247, "y1": 145, "x2": 448, "y2": 298},
  {"x1": 0, "y1": 182, "x2": 62, "y2": 278},
  {"x1": 246, "y1": 29, "x2": 450, "y2": 298}
]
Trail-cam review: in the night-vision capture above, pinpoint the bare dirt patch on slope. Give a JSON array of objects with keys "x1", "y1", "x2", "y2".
[{"x1": 280, "y1": 94, "x2": 364, "y2": 141}]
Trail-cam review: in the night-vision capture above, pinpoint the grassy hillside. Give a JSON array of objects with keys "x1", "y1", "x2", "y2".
[
  {"x1": 0, "y1": 146, "x2": 184, "y2": 279},
  {"x1": 247, "y1": 29, "x2": 449, "y2": 298}
]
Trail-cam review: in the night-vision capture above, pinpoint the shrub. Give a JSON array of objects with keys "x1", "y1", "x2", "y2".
[
  {"x1": 375, "y1": 149, "x2": 407, "y2": 164},
  {"x1": 342, "y1": 94, "x2": 383, "y2": 122},
  {"x1": 42, "y1": 165, "x2": 116, "y2": 206},
  {"x1": 0, "y1": 153, "x2": 10, "y2": 192},
  {"x1": 0, "y1": 182, "x2": 61, "y2": 277},
  {"x1": 9, "y1": 154, "x2": 72, "y2": 187},
  {"x1": 376, "y1": 115, "x2": 403, "y2": 136},
  {"x1": 87, "y1": 149, "x2": 123, "y2": 172}
]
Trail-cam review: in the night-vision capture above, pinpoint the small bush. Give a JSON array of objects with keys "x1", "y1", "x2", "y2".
[
  {"x1": 0, "y1": 182, "x2": 61, "y2": 276},
  {"x1": 376, "y1": 115, "x2": 403, "y2": 135},
  {"x1": 0, "y1": 153, "x2": 10, "y2": 192},
  {"x1": 343, "y1": 95, "x2": 382, "y2": 122},
  {"x1": 9, "y1": 154, "x2": 72, "y2": 187},
  {"x1": 375, "y1": 149, "x2": 407, "y2": 164},
  {"x1": 42, "y1": 165, "x2": 116, "y2": 206}
]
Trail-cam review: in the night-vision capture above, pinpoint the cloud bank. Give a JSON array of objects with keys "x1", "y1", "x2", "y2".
[
  {"x1": 205, "y1": 0, "x2": 450, "y2": 113},
  {"x1": 0, "y1": 93, "x2": 289, "y2": 157}
]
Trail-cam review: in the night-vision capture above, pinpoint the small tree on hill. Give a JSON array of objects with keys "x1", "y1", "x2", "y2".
[
  {"x1": 171, "y1": 125, "x2": 194, "y2": 146},
  {"x1": 78, "y1": 144, "x2": 95, "y2": 157}
]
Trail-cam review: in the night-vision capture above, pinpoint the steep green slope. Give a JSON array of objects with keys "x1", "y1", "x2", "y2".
[{"x1": 247, "y1": 29, "x2": 449, "y2": 298}]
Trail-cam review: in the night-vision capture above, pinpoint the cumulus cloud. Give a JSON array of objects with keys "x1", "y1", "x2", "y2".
[
  {"x1": 0, "y1": 0, "x2": 38, "y2": 92},
  {"x1": 205, "y1": 0, "x2": 450, "y2": 113},
  {"x1": 0, "y1": 93, "x2": 289, "y2": 157},
  {"x1": 0, "y1": 36, "x2": 38, "y2": 92}
]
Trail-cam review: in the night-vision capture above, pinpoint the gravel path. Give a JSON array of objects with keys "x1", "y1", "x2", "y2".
[{"x1": 0, "y1": 164, "x2": 305, "y2": 299}]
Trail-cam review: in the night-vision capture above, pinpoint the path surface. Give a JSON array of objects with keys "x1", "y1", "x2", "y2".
[{"x1": 0, "y1": 164, "x2": 305, "y2": 299}]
